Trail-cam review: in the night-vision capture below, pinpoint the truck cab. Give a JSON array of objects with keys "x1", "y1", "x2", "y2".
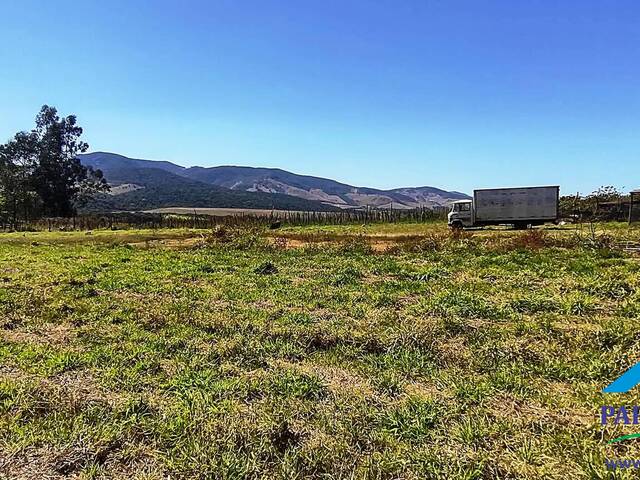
[{"x1": 448, "y1": 200, "x2": 473, "y2": 228}]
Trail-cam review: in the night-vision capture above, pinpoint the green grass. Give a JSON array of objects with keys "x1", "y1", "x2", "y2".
[
  {"x1": 279, "y1": 220, "x2": 640, "y2": 238},
  {"x1": 0, "y1": 223, "x2": 639, "y2": 478},
  {"x1": 0, "y1": 228, "x2": 202, "y2": 245}
]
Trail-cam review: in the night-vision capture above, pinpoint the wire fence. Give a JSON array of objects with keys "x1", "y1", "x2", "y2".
[{"x1": 0, "y1": 207, "x2": 449, "y2": 232}]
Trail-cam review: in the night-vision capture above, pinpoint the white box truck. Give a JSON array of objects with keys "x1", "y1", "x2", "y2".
[{"x1": 448, "y1": 186, "x2": 559, "y2": 229}]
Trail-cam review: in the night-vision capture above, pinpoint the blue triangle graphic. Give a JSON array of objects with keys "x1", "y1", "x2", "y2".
[{"x1": 603, "y1": 362, "x2": 640, "y2": 393}]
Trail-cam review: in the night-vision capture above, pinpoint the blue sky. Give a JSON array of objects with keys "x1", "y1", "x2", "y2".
[{"x1": 1, "y1": 0, "x2": 638, "y2": 195}]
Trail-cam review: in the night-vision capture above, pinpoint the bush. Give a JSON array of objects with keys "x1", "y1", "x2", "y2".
[
  {"x1": 254, "y1": 261, "x2": 278, "y2": 275},
  {"x1": 337, "y1": 235, "x2": 373, "y2": 255},
  {"x1": 201, "y1": 225, "x2": 268, "y2": 250},
  {"x1": 509, "y1": 230, "x2": 548, "y2": 250}
]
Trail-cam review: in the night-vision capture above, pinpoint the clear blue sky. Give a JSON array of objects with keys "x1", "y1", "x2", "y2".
[{"x1": 1, "y1": 0, "x2": 638, "y2": 195}]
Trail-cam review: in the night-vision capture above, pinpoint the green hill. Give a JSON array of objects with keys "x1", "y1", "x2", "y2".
[{"x1": 82, "y1": 166, "x2": 341, "y2": 212}]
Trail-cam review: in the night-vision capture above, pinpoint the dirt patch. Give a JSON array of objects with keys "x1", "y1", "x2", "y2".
[
  {"x1": 1, "y1": 323, "x2": 75, "y2": 346},
  {"x1": 0, "y1": 444, "x2": 162, "y2": 480},
  {"x1": 0, "y1": 364, "x2": 34, "y2": 381},
  {"x1": 1, "y1": 365, "x2": 123, "y2": 410},
  {"x1": 488, "y1": 394, "x2": 592, "y2": 428},
  {"x1": 268, "y1": 235, "x2": 399, "y2": 252},
  {"x1": 435, "y1": 338, "x2": 472, "y2": 368},
  {"x1": 52, "y1": 370, "x2": 123, "y2": 409},
  {"x1": 273, "y1": 359, "x2": 377, "y2": 398},
  {"x1": 127, "y1": 236, "x2": 202, "y2": 249},
  {"x1": 404, "y1": 381, "x2": 452, "y2": 401}
]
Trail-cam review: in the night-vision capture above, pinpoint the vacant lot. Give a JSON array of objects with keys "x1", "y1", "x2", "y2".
[{"x1": 1, "y1": 223, "x2": 639, "y2": 479}]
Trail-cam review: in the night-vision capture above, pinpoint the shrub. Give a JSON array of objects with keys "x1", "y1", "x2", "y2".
[
  {"x1": 254, "y1": 261, "x2": 278, "y2": 275},
  {"x1": 510, "y1": 230, "x2": 548, "y2": 250},
  {"x1": 201, "y1": 226, "x2": 268, "y2": 250},
  {"x1": 337, "y1": 235, "x2": 373, "y2": 255}
]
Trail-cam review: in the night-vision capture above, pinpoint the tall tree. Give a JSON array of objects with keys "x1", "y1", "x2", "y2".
[
  {"x1": 30, "y1": 105, "x2": 108, "y2": 216},
  {"x1": 0, "y1": 131, "x2": 40, "y2": 223},
  {"x1": 0, "y1": 105, "x2": 109, "y2": 222}
]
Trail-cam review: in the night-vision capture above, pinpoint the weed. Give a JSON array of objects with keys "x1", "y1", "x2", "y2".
[
  {"x1": 254, "y1": 261, "x2": 278, "y2": 275},
  {"x1": 336, "y1": 235, "x2": 373, "y2": 255}
]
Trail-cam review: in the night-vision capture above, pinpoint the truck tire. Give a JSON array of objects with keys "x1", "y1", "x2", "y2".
[
  {"x1": 514, "y1": 221, "x2": 529, "y2": 230},
  {"x1": 450, "y1": 221, "x2": 463, "y2": 230}
]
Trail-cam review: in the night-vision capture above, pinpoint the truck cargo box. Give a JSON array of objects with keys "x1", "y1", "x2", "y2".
[{"x1": 473, "y1": 186, "x2": 559, "y2": 223}]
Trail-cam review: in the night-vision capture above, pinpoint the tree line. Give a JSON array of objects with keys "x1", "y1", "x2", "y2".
[
  {"x1": 0, "y1": 106, "x2": 108, "y2": 224},
  {"x1": 559, "y1": 186, "x2": 634, "y2": 222}
]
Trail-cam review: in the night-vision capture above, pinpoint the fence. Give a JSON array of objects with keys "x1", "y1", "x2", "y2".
[
  {"x1": 560, "y1": 194, "x2": 640, "y2": 223},
  {"x1": 0, "y1": 207, "x2": 448, "y2": 232}
]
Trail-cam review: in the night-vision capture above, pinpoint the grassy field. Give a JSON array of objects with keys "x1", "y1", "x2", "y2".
[{"x1": 1, "y1": 222, "x2": 639, "y2": 479}]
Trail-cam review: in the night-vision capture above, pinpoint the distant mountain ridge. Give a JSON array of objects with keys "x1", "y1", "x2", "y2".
[
  {"x1": 81, "y1": 166, "x2": 340, "y2": 213},
  {"x1": 79, "y1": 152, "x2": 469, "y2": 211}
]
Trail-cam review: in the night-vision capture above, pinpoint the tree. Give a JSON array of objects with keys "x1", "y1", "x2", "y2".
[
  {"x1": 0, "y1": 105, "x2": 109, "y2": 222},
  {"x1": 0, "y1": 131, "x2": 40, "y2": 223},
  {"x1": 30, "y1": 105, "x2": 108, "y2": 216}
]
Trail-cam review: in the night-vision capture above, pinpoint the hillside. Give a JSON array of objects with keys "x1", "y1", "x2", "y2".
[
  {"x1": 82, "y1": 166, "x2": 341, "y2": 213},
  {"x1": 80, "y1": 152, "x2": 469, "y2": 210}
]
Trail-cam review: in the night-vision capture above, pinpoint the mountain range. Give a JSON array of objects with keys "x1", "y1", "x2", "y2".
[{"x1": 79, "y1": 152, "x2": 469, "y2": 212}]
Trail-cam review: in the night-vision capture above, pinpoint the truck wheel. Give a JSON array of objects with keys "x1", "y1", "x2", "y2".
[
  {"x1": 450, "y1": 221, "x2": 463, "y2": 230},
  {"x1": 514, "y1": 222, "x2": 529, "y2": 230}
]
